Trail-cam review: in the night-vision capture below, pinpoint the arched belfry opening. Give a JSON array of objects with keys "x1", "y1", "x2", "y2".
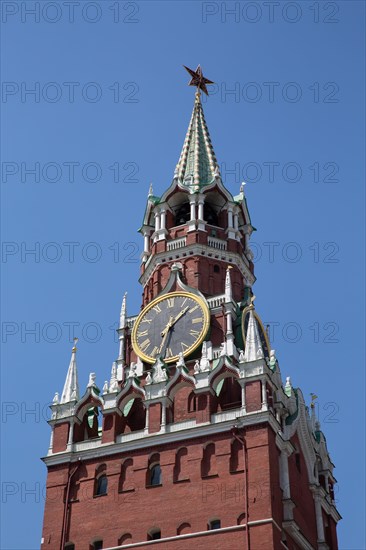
[
  {"x1": 203, "y1": 202, "x2": 219, "y2": 226},
  {"x1": 174, "y1": 202, "x2": 190, "y2": 226}
]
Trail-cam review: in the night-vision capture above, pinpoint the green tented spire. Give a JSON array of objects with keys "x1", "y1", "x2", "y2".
[{"x1": 175, "y1": 91, "x2": 218, "y2": 192}]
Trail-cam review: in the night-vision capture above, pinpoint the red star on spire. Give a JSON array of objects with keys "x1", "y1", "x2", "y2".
[{"x1": 183, "y1": 65, "x2": 214, "y2": 96}]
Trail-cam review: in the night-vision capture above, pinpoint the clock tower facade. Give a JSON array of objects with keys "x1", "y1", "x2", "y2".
[{"x1": 41, "y1": 76, "x2": 340, "y2": 550}]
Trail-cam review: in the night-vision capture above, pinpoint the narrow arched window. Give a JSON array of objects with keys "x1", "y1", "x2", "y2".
[
  {"x1": 150, "y1": 464, "x2": 162, "y2": 486},
  {"x1": 148, "y1": 528, "x2": 161, "y2": 540},
  {"x1": 208, "y1": 519, "x2": 221, "y2": 530},
  {"x1": 119, "y1": 458, "x2": 134, "y2": 492},
  {"x1": 95, "y1": 474, "x2": 108, "y2": 496},
  {"x1": 230, "y1": 438, "x2": 243, "y2": 473},
  {"x1": 147, "y1": 453, "x2": 162, "y2": 487},
  {"x1": 118, "y1": 533, "x2": 132, "y2": 545},
  {"x1": 201, "y1": 443, "x2": 217, "y2": 478},
  {"x1": 173, "y1": 447, "x2": 189, "y2": 483},
  {"x1": 213, "y1": 264, "x2": 220, "y2": 273},
  {"x1": 188, "y1": 392, "x2": 197, "y2": 413},
  {"x1": 177, "y1": 523, "x2": 191, "y2": 535}
]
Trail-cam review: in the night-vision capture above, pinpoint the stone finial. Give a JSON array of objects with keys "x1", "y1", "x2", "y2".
[
  {"x1": 193, "y1": 360, "x2": 200, "y2": 374},
  {"x1": 109, "y1": 362, "x2": 118, "y2": 392},
  {"x1": 219, "y1": 341, "x2": 227, "y2": 357},
  {"x1": 128, "y1": 363, "x2": 137, "y2": 378},
  {"x1": 87, "y1": 372, "x2": 96, "y2": 388},
  {"x1": 284, "y1": 376, "x2": 292, "y2": 397},
  {"x1": 60, "y1": 342, "x2": 80, "y2": 404},
  {"x1": 148, "y1": 183, "x2": 154, "y2": 196},
  {"x1": 225, "y1": 266, "x2": 233, "y2": 303},
  {"x1": 268, "y1": 349, "x2": 277, "y2": 371},
  {"x1": 53, "y1": 392, "x2": 59, "y2": 404},
  {"x1": 145, "y1": 372, "x2": 152, "y2": 385},
  {"x1": 177, "y1": 352, "x2": 185, "y2": 367},
  {"x1": 238, "y1": 349, "x2": 245, "y2": 362},
  {"x1": 119, "y1": 292, "x2": 127, "y2": 330},
  {"x1": 240, "y1": 181, "x2": 246, "y2": 194},
  {"x1": 102, "y1": 381, "x2": 109, "y2": 394},
  {"x1": 199, "y1": 342, "x2": 210, "y2": 372},
  {"x1": 151, "y1": 357, "x2": 168, "y2": 383}
]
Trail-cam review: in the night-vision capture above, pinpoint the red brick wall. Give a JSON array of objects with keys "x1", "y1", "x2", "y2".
[
  {"x1": 245, "y1": 381, "x2": 262, "y2": 412},
  {"x1": 42, "y1": 427, "x2": 285, "y2": 550},
  {"x1": 288, "y1": 434, "x2": 318, "y2": 549},
  {"x1": 52, "y1": 422, "x2": 69, "y2": 453}
]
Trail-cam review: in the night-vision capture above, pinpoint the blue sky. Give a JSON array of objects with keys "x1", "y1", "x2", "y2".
[{"x1": 1, "y1": 1, "x2": 365, "y2": 548}]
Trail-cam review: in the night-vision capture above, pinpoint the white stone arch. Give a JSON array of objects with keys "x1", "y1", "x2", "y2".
[
  {"x1": 209, "y1": 358, "x2": 240, "y2": 394},
  {"x1": 165, "y1": 366, "x2": 195, "y2": 402}
]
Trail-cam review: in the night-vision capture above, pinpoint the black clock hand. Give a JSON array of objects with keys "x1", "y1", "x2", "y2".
[
  {"x1": 169, "y1": 306, "x2": 189, "y2": 328},
  {"x1": 159, "y1": 316, "x2": 174, "y2": 354}
]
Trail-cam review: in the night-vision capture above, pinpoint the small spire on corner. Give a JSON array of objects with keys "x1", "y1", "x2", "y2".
[
  {"x1": 60, "y1": 339, "x2": 80, "y2": 404},
  {"x1": 119, "y1": 292, "x2": 127, "y2": 329},
  {"x1": 225, "y1": 266, "x2": 233, "y2": 303},
  {"x1": 148, "y1": 183, "x2": 154, "y2": 197}
]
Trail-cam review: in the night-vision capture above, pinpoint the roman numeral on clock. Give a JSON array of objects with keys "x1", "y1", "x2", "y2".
[
  {"x1": 181, "y1": 342, "x2": 189, "y2": 351},
  {"x1": 141, "y1": 318, "x2": 152, "y2": 324},
  {"x1": 192, "y1": 317, "x2": 203, "y2": 324},
  {"x1": 140, "y1": 338, "x2": 150, "y2": 351},
  {"x1": 137, "y1": 330, "x2": 148, "y2": 338},
  {"x1": 152, "y1": 305, "x2": 162, "y2": 314},
  {"x1": 189, "y1": 329, "x2": 200, "y2": 337},
  {"x1": 167, "y1": 298, "x2": 175, "y2": 308}
]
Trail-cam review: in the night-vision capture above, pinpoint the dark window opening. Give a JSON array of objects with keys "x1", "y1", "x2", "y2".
[
  {"x1": 149, "y1": 464, "x2": 162, "y2": 486},
  {"x1": 118, "y1": 534, "x2": 132, "y2": 545},
  {"x1": 148, "y1": 529, "x2": 161, "y2": 541},
  {"x1": 213, "y1": 264, "x2": 220, "y2": 273},
  {"x1": 188, "y1": 392, "x2": 197, "y2": 412},
  {"x1": 64, "y1": 545, "x2": 75, "y2": 550},
  {"x1": 175, "y1": 203, "x2": 190, "y2": 226},
  {"x1": 95, "y1": 475, "x2": 108, "y2": 496},
  {"x1": 204, "y1": 204, "x2": 219, "y2": 226},
  {"x1": 209, "y1": 519, "x2": 221, "y2": 530},
  {"x1": 90, "y1": 541, "x2": 103, "y2": 550}
]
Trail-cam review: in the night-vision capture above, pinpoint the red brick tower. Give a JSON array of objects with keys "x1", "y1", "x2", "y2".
[{"x1": 41, "y1": 69, "x2": 341, "y2": 550}]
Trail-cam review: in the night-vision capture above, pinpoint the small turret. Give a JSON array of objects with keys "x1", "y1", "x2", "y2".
[
  {"x1": 243, "y1": 305, "x2": 264, "y2": 362},
  {"x1": 60, "y1": 338, "x2": 80, "y2": 404}
]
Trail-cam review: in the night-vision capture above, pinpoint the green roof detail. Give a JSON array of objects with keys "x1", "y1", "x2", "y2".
[
  {"x1": 285, "y1": 388, "x2": 299, "y2": 425},
  {"x1": 176, "y1": 91, "x2": 218, "y2": 191}
]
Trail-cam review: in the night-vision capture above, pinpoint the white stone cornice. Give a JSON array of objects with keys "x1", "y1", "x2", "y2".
[
  {"x1": 42, "y1": 409, "x2": 280, "y2": 466},
  {"x1": 282, "y1": 520, "x2": 315, "y2": 550}
]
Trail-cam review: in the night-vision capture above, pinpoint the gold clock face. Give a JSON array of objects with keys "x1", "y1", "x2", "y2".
[{"x1": 132, "y1": 291, "x2": 210, "y2": 364}]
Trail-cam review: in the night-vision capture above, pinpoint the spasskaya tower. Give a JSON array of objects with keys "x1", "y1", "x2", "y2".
[{"x1": 41, "y1": 66, "x2": 340, "y2": 550}]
